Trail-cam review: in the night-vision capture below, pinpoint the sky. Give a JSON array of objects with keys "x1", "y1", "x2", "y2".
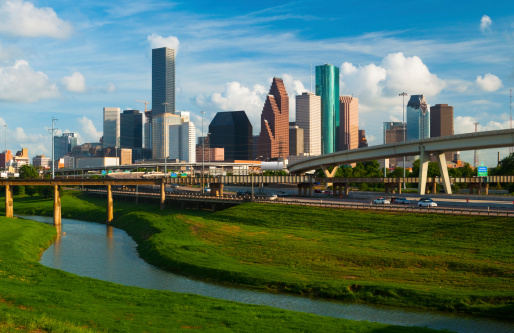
[{"x1": 0, "y1": 0, "x2": 513, "y2": 167}]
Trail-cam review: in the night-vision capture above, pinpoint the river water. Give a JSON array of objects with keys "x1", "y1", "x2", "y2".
[{"x1": 26, "y1": 216, "x2": 513, "y2": 333}]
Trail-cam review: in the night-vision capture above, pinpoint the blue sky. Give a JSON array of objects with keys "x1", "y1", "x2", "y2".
[{"x1": 0, "y1": 0, "x2": 513, "y2": 166}]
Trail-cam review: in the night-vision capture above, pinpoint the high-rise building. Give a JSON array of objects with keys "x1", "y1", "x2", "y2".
[
  {"x1": 0, "y1": 150, "x2": 12, "y2": 170},
  {"x1": 54, "y1": 133, "x2": 78, "y2": 160},
  {"x1": 151, "y1": 113, "x2": 182, "y2": 159},
  {"x1": 289, "y1": 122, "x2": 304, "y2": 156},
  {"x1": 383, "y1": 122, "x2": 406, "y2": 167},
  {"x1": 339, "y1": 96, "x2": 359, "y2": 151},
  {"x1": 430, "y1": 104, "x2": 454, "y2": 161},
  {"x1": 103, "y1": 107, "x2": 120, "y2": 148},
  {"x1": 152, "y1": 47, "x2": 175, "y2": 116},
  {"x1": 316, "y1": 64, "x2": 340, "y2": 154},
  {"x1": 120, "y1": 109, "x2": 143, "y2": 149},
  {"x1": 209, "y1": 111, "x2": 253, "y2": 161},
  {"x1": 406, "y1": 95, "x2": 430, "y2": 140},
  {"x1": 144, "y1": 110, "x2": 152, "y2": 149},
  {"x1": 296, "y1": 92, "x2": 321, "y2": 156},
  {"x1": 169, "y1": 112, "x2": 196, "y2": 163},
  {"x1": 358, "y1": 130, "x2": 368, "y2": 148},
  {"x1": 258, "y1": 77, "x2": 289, "y2": 159}
]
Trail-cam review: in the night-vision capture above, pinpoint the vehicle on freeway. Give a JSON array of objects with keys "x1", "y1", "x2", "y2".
[
  {"x1": 373, "y1": 197, "x2": 390, "y2": 204},
  {"x1": 265, "y1": 193, "x2": 278, "y2": 201},
  {"x1": 170, "y1": 183, "x2": 179, "y2": 188},
  {"x1": 395, "y1": 198, "x2": 411, "y2": 204},
  {"x1": 418, "y1": 198, "x2": 437, "y2": 207}
]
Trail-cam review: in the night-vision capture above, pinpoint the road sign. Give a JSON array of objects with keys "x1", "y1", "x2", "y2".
[
  {"x1": 181, "y1": 173, "x2": 188, "y2": 177},
  {"x1": 477, "y1": 166, "x2": 488, "y2": 177},
  {"x1": 170, "y1": 173, "x2": 177, "y2": 178}
]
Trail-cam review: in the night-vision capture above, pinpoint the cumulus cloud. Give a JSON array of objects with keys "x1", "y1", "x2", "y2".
[
  {"x1": 105, "y1": 82, "x2": 117, "y2": 93},
  {"x1": 0, "y1": 0, "x2": 72, "y2": 38},
  {"x1": 147, "y1": 33, "x2": 180, "y2": 53},
  {"x1": 78, "y1": 116, "x2": 102, "y2": 143},
  {"x1": 476, "y1": 73, "x2": 502, "y2": 92},
  {"x1": 480, "y1": 15, "x2": 492, "y2": 33},
  {"x1": 0, "y1": 60, "x2": 58, "y2": 102},
  {"x1": 211, "y1": 81, "x2": 266, "y2": 113},
  {"x1": 61, "y1": 72, "x2": 86, "y2": 93},
  {"x1": 282, "y1": 73, "x2": 307, "y2": 121}
]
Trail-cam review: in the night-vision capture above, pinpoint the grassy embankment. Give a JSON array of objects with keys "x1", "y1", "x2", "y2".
[
  {"x1": 4, "y1": 191, "x2": 514, "y2": 321},
  {"x1": 0, "y1": 215, "x2": 444, "y2": 332}
]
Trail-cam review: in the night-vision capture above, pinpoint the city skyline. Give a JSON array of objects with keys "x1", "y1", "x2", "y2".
[{"x1": 0, "y1": 1, "x2": 512, "y2": 166}]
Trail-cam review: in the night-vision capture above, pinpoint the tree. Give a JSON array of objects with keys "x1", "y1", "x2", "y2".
[
  {"x1": 493, "y1": 153, "x2": 514, "y2": 175},
  {"x1": 19, "y1": 165, "x2": 39, "y2": 197}
]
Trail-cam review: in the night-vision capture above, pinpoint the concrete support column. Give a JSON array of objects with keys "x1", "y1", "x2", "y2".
[
  {"x1": 435, "y1": 151, "x2": 452, "y2": 194},
  {"x1": 322, "y1": 165, "x2": 338, "y2": 188},
  {"x1": 53, "y1": 185, "x2": 61, "y2": 227},
  {"x1": 297, "y1": 185, "x2": 302, "y2": 197},
  {"x1": 160, "y1": 182, "x2": 166, "y2": 210},
  {"x1": 309, "y1": 184, "x2": 313, "y2": 197},
  {"x1": 418, "y1": 146, "x2": 430, "y2": 195},
  {"x1": 107, "y1": 185, "x2": 113, "y2": 223},
  {"x1": 5, "y1": 184, "x2": 13, "y2": 218},
  {"x1": 397, "y1": 178, "x2": 402, "y2": 194},
  {"x1": 431, "y1": 182, "x2": 437, "y2": 194},
  {"x1": 344, "y1": 184, "x2": 349, "y2": 197}
]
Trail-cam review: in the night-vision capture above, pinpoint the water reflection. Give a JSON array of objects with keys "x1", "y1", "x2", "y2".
[{"x1": 24, "y1": 216, "x2": 514, "y2": 333}]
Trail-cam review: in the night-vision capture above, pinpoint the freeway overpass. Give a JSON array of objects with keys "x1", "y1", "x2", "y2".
[{"x1": 288, "y1": 129, "x2": 514, "y2": 195}]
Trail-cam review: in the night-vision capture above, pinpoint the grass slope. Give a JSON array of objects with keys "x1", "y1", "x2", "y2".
[
  {"x1": 4, "y1": 191, "x2": 514, "y2": 320},
  {"x1": 0, "y1": 215, "x2": 444, "y2": 332}
]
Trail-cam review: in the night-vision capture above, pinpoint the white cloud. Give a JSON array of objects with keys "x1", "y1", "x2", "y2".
[
  {"x1": 78, "y1": 116, "x2": 102, "y2": 143},
  {"x1": 480, "y1": 15, "x2": 492, "y2": 33},
  {"x1": 476, "y1": 73, "x2": 502, "y2": 92},
  {"x1": 61, "y1": 72, "x2": 86, "y2": 93},
  {"x1": 282, "y1": 73, "x2": 307, "y2": 121},
  {"x1": 0, "y1": 60, "x2": 58, "y2": 102},
  {"x1": 147, "y1": 33, "x2": 180, "y2": 53},
  {"x1": 105, "y1": 82, "x2": 117, "y2": 93},
  {"x1": 0, "y1": 0, "x2": 72, "y2": 38}
]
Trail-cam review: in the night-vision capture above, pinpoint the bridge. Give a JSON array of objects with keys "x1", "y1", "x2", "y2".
[{"x1": 288, "y1": 129, "x2": 514, "y2": 195}]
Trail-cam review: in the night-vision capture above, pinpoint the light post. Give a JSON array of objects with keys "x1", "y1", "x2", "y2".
[
  {"x1": 201, "y1": 111, "x2": 205, "y2": 194},
  {"x1": 251, "y1": 156, "x2": 263, "y2": 200},
  {"x1": 163, "y1": 102, "x2": 170, "y2": 177},
  {"x1": 399, "y1": 92, "x2": 408, "y2": 189},
  {"x1": 48, "y1": 117, "x2": 58, "y2": 179}
]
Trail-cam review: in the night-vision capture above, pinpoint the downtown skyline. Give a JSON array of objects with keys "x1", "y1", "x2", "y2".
[{"x1": 0, "y1": 0, "x2": 513, "y2": 166}]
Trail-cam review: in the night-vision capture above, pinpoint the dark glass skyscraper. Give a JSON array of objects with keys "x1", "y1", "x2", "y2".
[
  {"x1": 209, "y1": 111, "x2": 253, "y2": 161},
  {"x1": 407, "y1": 95, "x2": 430, "y2": 140},
  {"x1": 316, "y1": 64, "x2": 340, "y2": 154},
  {"x1": 120, "y1": 109, "x2": 143, "y2": 149},
  {"x1": 152, "y1": 47, "x2": 175, "y2": 116},
  {"x1": 54, "y1": 133, "x2": 77, "y2": 160}
]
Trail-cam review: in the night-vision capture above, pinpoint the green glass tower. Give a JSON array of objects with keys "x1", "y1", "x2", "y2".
[{"x1": 315, "y1": 64, "x2": 340, "y2": 154}]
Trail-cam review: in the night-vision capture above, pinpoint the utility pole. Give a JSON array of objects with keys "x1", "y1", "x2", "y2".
[
  {"x1": 49, "y1": 117, "x2": 58, "y2": 179},
  {"x1": 163, "y1": 103, "x2": 170, "y2": 177},
  {"x1": 399, "y1": 92, "x2": 408, "y2": 189},
  {"x1": 473, "y1": 121, "x2": 479, "y2": 168},
  {"x1": 201, "y1": 111, "x2": 205, "y2": 194}
]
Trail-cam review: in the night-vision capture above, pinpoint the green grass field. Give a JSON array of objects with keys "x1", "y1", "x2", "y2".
[{"x1": 2, "y1": 191, "x2": 513, "y2": 322}]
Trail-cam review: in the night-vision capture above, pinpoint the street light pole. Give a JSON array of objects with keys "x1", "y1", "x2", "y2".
[
  {"x1": 49, "y1": 117, "x2": 58, "y2": 179},
  {"x1": 201, "y1": 111, "x2": 205, "y2": 194},
  {"x1": 399, "y1": 92, "x2": 408, "y2": 189},
  {"x1": 251, "y1": 156, "x2": 263, "y2": 201},
  {"x1": 163, "y1": 102, "x2": 170, "y2": 177}
]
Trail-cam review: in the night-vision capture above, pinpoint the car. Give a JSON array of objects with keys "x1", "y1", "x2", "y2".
[
  {"x1": 202, "y1": 187, "x2": 211, "y2": 193},
  {"x1": 266, "y1": 193, "x2": 278, "y2": 201},
  {"x1": 418, "y1": 198, "x2": 437, "y2": 207},
  {"x1": 373, "y1": 197, "x2": 390, "y2": 204},
  {"x1": 395, "y1": 198, "x2": 411, "y2": 204}
]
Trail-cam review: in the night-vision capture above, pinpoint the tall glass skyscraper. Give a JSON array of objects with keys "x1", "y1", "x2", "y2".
[
  {"x1": 406, "y1": 95, "x2": 430, "y2": 141},
  {"x1": 315, "y1": 64, "x2": 340, "y2": 154},
  {"x1": 152, "y1": 47, "x2": 175, "y2": 115},
  {"x1": 103, "y1": 107, "x2": 120, "y2": 148}
]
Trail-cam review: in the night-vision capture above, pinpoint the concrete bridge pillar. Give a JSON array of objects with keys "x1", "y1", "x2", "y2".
[
  {"x1": 344, "y1": 183, "x2": 349, "y2": 197},
  {"x1": 418, "y1": 146, "x2": 431, "y2": 195},
  {"x1": 397, "y1": 178, "x2": 402, "y2": 194},
  {"x1": 160, "y1": 182, "x2": 166, "y2": 210},
  {"x1": 107, "y1": 184, "x2": 113, "y2": 223},
  {"x1": 435, "y1": 151, "x2": 452, "y2": 194},
  {"x1": 309, "y1": 184, "x2": 313, "y2": 197},
  {"x1": 53, "y1": 185, "x2": 61, "y2": 227},
  {"x1": 5, "y1": 184, "x2": 13, "y2": 218},
  {"x1": 297, "y1": 185, "x2": 302, "y2": 197}
]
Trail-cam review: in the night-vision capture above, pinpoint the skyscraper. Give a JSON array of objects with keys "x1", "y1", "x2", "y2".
[
  {"x1": 54, "y1": 133, "x2": 78, "y2": 160},
  {"x1": 339, "y1": 96, "x2": 359, "y2": 151},
  {"x1": 406, "y1": 95, "x2": 430, "y2": 140},
  {"x1": 168, "y1": 112, "x2": 196, "y2": 163},
  {"x1": 288, "y1": 122, "x2": 304, "y2": 156},
  {"x1": 430, "y1": 104, "x2": 454, "y2": 161},
  {"x1": 296, "y1": 92, "x2": 321, "y2": 156},
  {"x1": 316, "y1": 64, "x2": 340, "y2": 154},
  {"x1": 258, "y1": 77, "x2": 289, "y2": 159},
  {"x1": 120, "y1": 110, "x2": 143, "y2": 149},
  {"x1": 152, "y1": 47, "x2": 175, "y2": 116},
  {"x1": 152, "y1": 113, "x2": 181, "y2": 159},
  {"x1": 209, "y1": 111, "x2": 253, "y2": 161},
  {"x1": 383, "y1": 122, "x2": 406, "y2": 167},
  {"x1": 103, "y1": 107, "x2": 120, "y2": 148}
]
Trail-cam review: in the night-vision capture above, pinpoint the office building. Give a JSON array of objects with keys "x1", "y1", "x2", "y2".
[
  {"x1": 289, "y1": 122, "x2": 304, "y2": 156},
  {"x1": 258, "y1": 77, "x2": 289, "y2": 159},
  {"x1": 196, "y1": 147, "x2": 224, "y2": 162},
  {"x1": 120, "y1": 109, "x2": 143, "y2": 149},
  {"x1": 339, "y1": 96, "x2": 359, "y2": 151},
  {"x1": 430, "y1": 104, "x2": 454, "y2": 161},
  {"x1": 0, "y1": 150, "x2": 13, "y2": 170},
  {"x1": 103, "y1": 107, "x2": 120, "y2": 148},
  {"x1": 144, "y1": 110, "x2": 152, "y2": 149},
  {"x1": 152, "y1": 47, "x2": 175, "y2": 116},
  {"x1": 32, "y1": 155, "x2": 51, "y2": 169},
  {"x1": 316, "y1": 64, "x2": 340, "y2": 153},
  {"x1": 358, "y1": 130, "x2": 368, "y2": 148},
  {"x1": 209, "y1": 111, "x2": 253, "y2": 161},
  {"x1": 152, "y1": 113, "x2": 182, "y2": 159},
  {"x1": 406, "y1": 95, "x2": 430, "y2": 140},
  {"x1": 296, "y1": 92, "x2": 321, "y2": 156},
  {"x1": 53, "y1": 133, "x2": 78, "y2": 160},
  {"x1": 383, "y1": 122, "x2": 406, "y2": 167},
  {"x1": 169, "y1": 112, "x2": 196, "y2": 163}
]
